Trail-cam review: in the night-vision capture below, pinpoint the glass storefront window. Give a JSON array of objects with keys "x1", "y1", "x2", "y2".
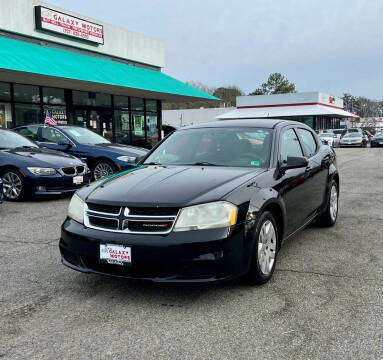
[
  {"x1": 14, "y1": 84, "x2": 40, "y2": 103},
  {"x1": 0, "y1": 82, "x2": 11, "y2": 101},
  {"x1": 146, "y1": 114, "x2": 158, "y2": 147},
  {"x1": 73, "y1": 90, "x2": 111, "y2": 107},
  {"x1": 132, "y1": 112, "x2": 146, "y2": 147},
  {"x1": 114, "y1": 110, "x2": 131, "y2": 145},
  {"x1": 146, "y1": 99, "x2": 157, "y2": 113},
  {"x1": 43, "y1": 105, "x2": 68, "y2": 125},
  {"x1": 131, "y1": 97, "x2": 144, "y2": 111},
  {"x1": 0, "y1": 103, "x2": 12, "y2": 128},
  {"x1": 15, "y1": 103, "x2": 41, "y2": 126},
  {"x1": 43, "y1": 87, "x2": 65, "y2": 105},
  {"x1": 114, "y1": 95, "x2": 130, "y2": 108}
]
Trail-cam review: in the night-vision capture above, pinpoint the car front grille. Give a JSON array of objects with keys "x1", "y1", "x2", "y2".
[
  {"x1": 61, "y1": 166, "x2": 86, "y2": 176},
  {"x1": 84, "y1": 203, "x2": 179, "y2": 234}
]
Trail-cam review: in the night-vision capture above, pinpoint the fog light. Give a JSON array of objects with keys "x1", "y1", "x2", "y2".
[{"x1": 37, "y1": 186, "x2": 46, "y2": 191}]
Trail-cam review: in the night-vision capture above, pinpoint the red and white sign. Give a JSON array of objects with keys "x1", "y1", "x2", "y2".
[
  {"x1": 100, "y1": 244, "x2": 131, "y2": 265},
  {"x1": 35, "y1": 6, "x2": 104, "y2": 44}
]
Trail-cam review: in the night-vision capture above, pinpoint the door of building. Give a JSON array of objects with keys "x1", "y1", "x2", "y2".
[{"x1": 74, "y1": 109, "x2": 113, "y2": 141}]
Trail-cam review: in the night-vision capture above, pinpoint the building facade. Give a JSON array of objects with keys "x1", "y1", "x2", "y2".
[
  {"x1": 0, "y1": 0, "x2": 216, "y2": 148},
  {"x1": 217, "y1": 92, "x2": 357, "y2": 130}
]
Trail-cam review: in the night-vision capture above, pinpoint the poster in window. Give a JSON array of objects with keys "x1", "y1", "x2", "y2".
[
  {"x1": 121, "y1": 113, "x2": 130, "y2": 131},
  {"x1": 134, "y1": 115, "x2": 143, "y2": 136},
  {"x1": 0, "y1": 105, "x2": 5, "y2": 128}
]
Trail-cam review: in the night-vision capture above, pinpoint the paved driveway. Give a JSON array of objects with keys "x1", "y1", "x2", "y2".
[{"x1": 0, "y1": 148, "x2": 382, "y2": 360}]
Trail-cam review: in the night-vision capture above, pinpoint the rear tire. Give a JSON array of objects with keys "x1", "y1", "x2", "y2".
[
  {"x1": 2, "y1": 169, "x2": 26, "y2": 201},
  {"x1": 317, "y1": 180, "x2": 338, "y2": 227},
  {"x1": 247, "y1": 211, "x2": 279, "y2": 285}
]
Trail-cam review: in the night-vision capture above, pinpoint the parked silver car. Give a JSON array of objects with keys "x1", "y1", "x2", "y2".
[{"x1": 339, "y1": 132, "x2": 367, "y2": 147}]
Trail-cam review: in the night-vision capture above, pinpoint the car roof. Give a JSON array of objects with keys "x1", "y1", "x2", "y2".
[
  {"x1": 13, "y1": 124, "x2": 79, "y2": 129},
  {"x1": 180, "y1": 119, "x2": 308, "y2": 130}
]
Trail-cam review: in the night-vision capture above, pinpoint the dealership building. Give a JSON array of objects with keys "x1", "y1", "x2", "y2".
[{"x1": 0, "y1": 0, "x2": 216, "y2": 147}]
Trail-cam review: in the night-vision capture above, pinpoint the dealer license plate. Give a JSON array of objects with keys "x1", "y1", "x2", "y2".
[
  {"x1": 99, "y1": 244, "x2": 131, "y2": 266},
  {"x1": 73, "y1": 175, "x2": 83, "y2": 185}
]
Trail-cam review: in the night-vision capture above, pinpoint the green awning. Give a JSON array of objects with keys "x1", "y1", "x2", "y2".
[{"x1": 0, "y1": 36, "x2": 218, "y2": 101}]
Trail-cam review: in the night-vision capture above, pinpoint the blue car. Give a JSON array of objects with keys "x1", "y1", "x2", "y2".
[
  {"x1": 370, "y1": 131, "x2": 383, "y2": 147},
  {"x1": 13, "y1": 125, "x2": 148, "y2": 180},
  {"x1": 0, "y1": 178, "x2": 3, "y2": 204},
  {"x1": 0, "y1": 128, "x2": 91, "y2": 201}
]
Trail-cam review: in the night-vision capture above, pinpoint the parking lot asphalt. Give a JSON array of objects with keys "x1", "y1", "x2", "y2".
[{"x1": 0, "y1": 148, "x2": 382, "y2": 360}]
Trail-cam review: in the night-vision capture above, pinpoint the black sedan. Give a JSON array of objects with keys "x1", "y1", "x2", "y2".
[
  {"x1": 13, "y1": 125, "x2": 148, "y2": 180},
  {"x1": 60, "y1": 119, "x2": 339, "y2": 285},
  {"x1": 370, "y1": 131, "x2": 383, "y2": 147},
  {"x1": 0, "y1": 129, "x2": 91, "y2": 201}
]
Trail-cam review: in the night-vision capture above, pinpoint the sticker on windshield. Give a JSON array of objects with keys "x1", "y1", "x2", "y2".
[{"x1": 251, "y1": 161, "x2": 260, "y2": 166}]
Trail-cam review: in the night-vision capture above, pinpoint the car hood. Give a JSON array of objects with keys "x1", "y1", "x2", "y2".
[
  {"x1": 372, "y1": 136, "x2": 383, "y2": 140},
  {"x1": 82, "y1": 165, "x2": 265, "y2": 207},
  {"x1": 0, "y1": 147, "x2": 83, "y2": 168},
  {"x1": 88, "y1": 143, "x2": 148, "y2": 157}
]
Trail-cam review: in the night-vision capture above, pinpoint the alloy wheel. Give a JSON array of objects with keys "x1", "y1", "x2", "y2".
[
  {"x1": 94, "y1": 162, "x2": 114, "y2": 180},
  {"x1": 329, "y1": 184, "x2": 338, "y2": 222},
  {"x1": 2, "y1": 172, "x2": 23, "y2": 200},
  {"x1": 257, "y1": 220, "x2": 277, "y2": 275}
]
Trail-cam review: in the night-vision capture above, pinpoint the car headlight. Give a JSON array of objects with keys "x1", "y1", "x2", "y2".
[
  {"x1": 117, "y1": 156, "x2": 136, "y2": 163},
  {"x1": 27, "y1": 167, "x2": 57, "y2": 176},
  {"x1": 68, "y1": 194, "x2": 84, "y2": 224},
  {"x1": 174, "y1": 201, "x2": 238, "y2": 232}
]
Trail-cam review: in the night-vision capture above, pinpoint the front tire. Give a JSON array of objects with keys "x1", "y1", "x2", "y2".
[
  {"x1": 317, "y1": 180, "x2": 338, "y2": 227},
  {"x1": 93, "y1": 160, "x2": 115, "y2": 181},
  {"x1": 2, "y1": 169, "x2": 26, "y2": 201},
  {"x1": 247, "y1": 211, "x2": 279, "y2": 285}
]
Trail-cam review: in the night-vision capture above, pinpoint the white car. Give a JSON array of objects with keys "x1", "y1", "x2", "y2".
[{"x1": 318, "y1": 132, "x2": 339, "y2": 147}]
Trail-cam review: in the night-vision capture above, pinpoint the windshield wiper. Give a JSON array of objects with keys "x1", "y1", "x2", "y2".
[
  {"x1": 144, "y1": 162, "x2": 163, "y2": 166},
  {"x1": 184, "y1": 162, "x2": 224, "y2": 166},
  {"x1": 16, "y1": 146, "x2": 38, "y2": 149}
]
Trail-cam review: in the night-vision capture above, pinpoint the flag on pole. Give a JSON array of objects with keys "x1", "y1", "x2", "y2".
[{"x1": 44, "y1": 110, "x2": 57, "y2": 126}]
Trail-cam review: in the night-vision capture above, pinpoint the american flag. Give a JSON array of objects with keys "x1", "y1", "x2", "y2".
[{"x1": 44, "y1": 111, "x2": 57, "y2": 126}]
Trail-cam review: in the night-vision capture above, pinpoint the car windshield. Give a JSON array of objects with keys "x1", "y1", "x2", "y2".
[
  {"x1": 333, "y1": 130, "x2": 343, "y2": 134},
  {"x1": 144, "y1": 127, "x2": 273, "y2": 167},
  {"x1": 344, "y1": 133, "x2": 361, "y2": 138},
  {"x1": 65, "y1": 127, "x2": 111, "y2": 145},
  {"x1": 0, "y1": 130, "x2": 39, "y2": 149},
  {"x1": 374, "y1": 132, "x2": 383, "y2": 137}
]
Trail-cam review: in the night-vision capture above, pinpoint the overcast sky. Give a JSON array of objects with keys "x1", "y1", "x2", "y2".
[{"x1": 47, "y1": 0, "x2": 383, "y2": 99}]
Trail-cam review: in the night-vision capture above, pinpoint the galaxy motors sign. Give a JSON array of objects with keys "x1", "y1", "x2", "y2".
[{"x1": 35, "y1": 6, "x2": 104, "y2": 44}]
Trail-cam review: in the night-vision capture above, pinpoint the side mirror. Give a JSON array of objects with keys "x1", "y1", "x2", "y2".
[
  {"x1": 281, "y1": 156, "x2": 308, "y2": 170},
  {"x1": 58, "y1": 139, "x2": 72, "y2": 148}
]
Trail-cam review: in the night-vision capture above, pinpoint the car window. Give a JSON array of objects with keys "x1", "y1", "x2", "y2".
[
  {"x1": 296, "y1": 128, "x2": 317, "y2": 157},
  {"x1": 41, "y1": 127, "x2": 67, "y2": 144},
  {"x1": 16, "y1": 126, "x2": 38, "y2": 141},
  {"x1": 280, "y1": 129, "x2": 303, "y2": 162}
]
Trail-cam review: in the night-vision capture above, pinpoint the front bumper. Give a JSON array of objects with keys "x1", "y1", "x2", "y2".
[
  {"x1": 371, "y1": 140, "x2": 383, "y2": 147},
  {"x1": 60, "y1": 218, "x2": 249, "y2": 284},
  {"x1": 340, "y1": 142, "x2": 363, "y2": 147},
  {"x1": 26, "y1": 173, "x2": 92, "y2": 195}
]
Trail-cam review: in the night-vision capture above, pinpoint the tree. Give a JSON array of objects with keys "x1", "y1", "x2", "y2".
[
  {"x1": 249, "y1": 73, "x2": 296, "y2": 95},
  {"x1": 213, "y1": 86, "x2": 243, "y2": 107}
]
